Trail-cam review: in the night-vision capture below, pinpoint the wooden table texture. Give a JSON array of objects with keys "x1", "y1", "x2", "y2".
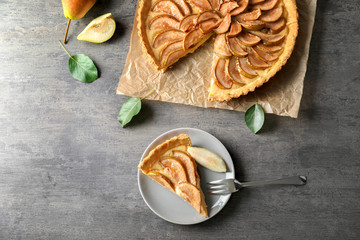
[{"x1": 0, "y1": 0, "x2": 359, "y2": 239}]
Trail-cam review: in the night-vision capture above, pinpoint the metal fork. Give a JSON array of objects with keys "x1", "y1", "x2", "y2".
[{"x1": 207, "y1": 175, "x2": 307, "y2": 195}]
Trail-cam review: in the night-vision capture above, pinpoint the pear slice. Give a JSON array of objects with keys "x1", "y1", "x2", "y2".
[
  {"x1": 266, "y1": 17, "x2": 286, "y2": 33},
  {"x1": 209, "y1": 0, "x2": 221, "y2": 10},
  {"x1": 252, "y1": 0, "x2": 279, "y2": 11},
  {"x1": 236, "y1": 8, "x2": 261, "y2": 22},
  {"x1": 236, "y1": 31, "x2": 261, "y2": 46},
  {"x1": 228, "y1": 21, "x2": 242, "y2": 37},
  {"x1": 183, "y1": 28, "x2": 205, "y2": 50},
  {"x1": 240, "y1": 20, "x2": 265, "y2": 31},
  {"x1": 187, "y1": 0, "x2": 212, "y2": 10},
  {"x1": 250, "y1": 0, "x2": 265, "y2": 4},
  {"x1": 238, "y1": 57, "x2": 258, "y2": 78},
  {"x1": 258, "y1": 6, "x2": 283, "y2": 22},
  {"x1": 160, "y1": 157, "x2": 188, "y2": 184},
  {"x1": 219, "y1": 1, "x2": 239, "y2": 16},
  {"x1": 152, "y1": 0, "x2": 184, "y2": 20},
  {"x1": 179, "y1": 14, "x2": 197, "y2": 32},
  {"x1": 177, "y1": 182, "x2": 201, "y2": 213},
  {"x1": 226, "y1": 36, "x2": 248, "y2": 57},
  {"x1": 199, "y1": 19, "x2": 222, "y2": 33},
  {"x1": 152, "y1": 29, "x2": 186, "y2": 48},
  {"x1": 226, "y1": 56, "x2": 245, "y2": 85},
  {"x1": 249, "y1": 30, "x2": 285, "y2": 45},
  {"x1": 214, "y1": 13, "x2": 231, "y2": 34},
  {"x1": 148, "y1": 171, "x2": 175, "y2": 192},
  {"x1": 173, "y1": 0, "x2": 191, "y2": 15},
  {"x1": 214, "y1": 34, "x2": 232, "y2": 58},
  {"x1": 214, "y1": 58, "x2": 233, "y2": 89},
  {"x1": 149, "y1": 14, "x2": 180, "y2": 30},
  {"x1": 257, "y1": 42, "x2": 282, "y2": 53},
  {"x1": 253, "y1": 46, "x2": 279, "y2": 62},
  {"x1": 247, "y1": 47, "x2": 270, "y2": 69},
  {"x1": 163, "y1": 49, "x2": 186, "y2": 66},
  {"x1": 229, "y1": 0, "x2": 249, "y2": 16},
  {"x1": 187, "y1": 146, "x2": 226, "y2": 172},
  {"x1": 197, "y1": 10, "x2": 221, "y2": 23},
  {"x1": 160, "y1": 40, "x2": 183, "y2": 64},
  {"x1": 173, "y1": 150, "x2": 197, "y2": 186},
  {"x1": 77, "y1": 13, "x2": 116, "y2": 43}
]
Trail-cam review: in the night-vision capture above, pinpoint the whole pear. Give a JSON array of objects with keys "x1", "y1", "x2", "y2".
[
  {"x1": 62, "y1": 0, "x2": 96, "y2": 20},
  {"x1": 61, "y1": 0, "x2": 96, "y2": 43}
]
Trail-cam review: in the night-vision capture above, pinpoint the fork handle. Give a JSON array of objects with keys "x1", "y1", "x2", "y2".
[{"x1": 239, "y1": 176, "x2": 307, "y2": 188}]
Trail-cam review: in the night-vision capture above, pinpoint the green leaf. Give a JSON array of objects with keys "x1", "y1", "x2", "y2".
[
  {"x1": 68, "y1": 54, "x2": 98, "y2": 83},
  {"x1": 245, "y1": 104, "x2": 265, "y2": 134},
  {"x1": 118, "y1": 97, "x2": 142, "y2": 127},
  {"x1": 59, "y1": 40, "x2": 98, "y2": 83}
]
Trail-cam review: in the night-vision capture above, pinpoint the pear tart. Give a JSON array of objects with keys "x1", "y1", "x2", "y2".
[
  {"x1": 138, "y1": 0, "x2": 298, "y2": 101},
  {"x1": 138, "y1": 134, "x2": 208, "y2": 217}
]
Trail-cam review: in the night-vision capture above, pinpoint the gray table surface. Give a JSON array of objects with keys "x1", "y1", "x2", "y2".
[{"x1": 1, "y1": 0, "x2": 359, "y2": 239}]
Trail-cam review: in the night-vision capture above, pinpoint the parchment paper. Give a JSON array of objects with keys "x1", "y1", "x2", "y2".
[{"x1": 117, "y1": 0, "x2": 317, "y2": 118}]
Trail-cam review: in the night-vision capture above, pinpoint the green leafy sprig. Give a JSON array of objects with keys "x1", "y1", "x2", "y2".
[
  {"x1": 59, "y1": 40, "x2": 98, "y2": 83},
  {"x1": 245, "y1": 103, "x2": 265, "y2": 134},
  {"x1": 118, "y1": 86, "x2": 157, "y2": 127}
]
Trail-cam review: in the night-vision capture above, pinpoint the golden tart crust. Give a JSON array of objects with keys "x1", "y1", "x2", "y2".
[
  {"x1": 138, "y1": 0, "x2": 298, "y2": 101},
  {"x1": 138, "y1": 134, "x2": 208, "y2": 217}
]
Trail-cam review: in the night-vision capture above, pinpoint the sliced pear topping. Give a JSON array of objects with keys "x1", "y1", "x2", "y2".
[
  {"x1": 257, "y1": 42, "x2": 282, "y2": 53},
  {"x1": 149, "y1": 15, "x2": 180, "y2": 30},
  {"x1": 250, "y1": 0, "x2": 265, "y2": 4},
  {"x1": 152, "y1": 29, "x2": 186, "y2": 48},
  {"x1": 214, "y1": 13, "x2": 231, "y2": 34},
  {"x1": 164, "y1": 49, "x2": 186, "y2": 66},
  {"x1": 177, "y1": 182, "x2": 201, "y2": 213},
  {"x1": 238, "y1": 57, "x2": 257, "y2": 78},
  {"x1": 160, "y1": 157, "x2": 188, "y2": 184},
  {"x1": 247, "y1": 47, "x2": 270, "y2": 69},
  {"x1": 179, "y1": 14, "x2": 197, "y2": 32},
  {"x1": 258, "y1": 6, "x2": 283, "y2": 22},
  {"x1": 77, "y1": 13, "x2": 116, "y2": 43},
  {"x1": 236, "y1": 31, "x2": 261, "y2": 46},
  {"x1": 183, "y1": 28, "x2": 205, "y2": 50},
  {"x1": 209, "y1": 0, "x2": 221, "y2": 10},
  {"x1": 214, "y1": 57, "x2": 233, "y2": 89},
  {"x1": 227, "y1": 36, "x2": 248, "y2": 57},
  {"x1": 253, "y1": 46, "x2": 279, "y2": 62},
  {"x1": 160, "y1": 40, "x2": 183, "y2": 63},
  {"x1": 229, "y1": 0, "x2": 249, "y2": 16},
  {"x1": 227, "y1": 56, "x2": 245, "y2": 84},
  {"x1": 197, "y1": 10, "x2": 221, "y2": 23},
  {"x1": 173, "y1": 150, "x2": 197, "y2": 186},
  {"x1": 219, "y1": 1, "x2": 239, "y2": 16},
  {"x1": 199, "y1": 19, "x2": 222, "y2": 33},
  {"x1": 252, "y1": 0, "x2": 279, "y2": 11},
  {"x1": 152, "y1": 0, "x2": 184, "y2": 20},
  {"x1": 266, "y1": 17, "x2": 286, "y2": 33},
  {"x1": 240, "y1": 20, "x2": 265, "y2": 30},
  {"x1": 148, "y1": 171, "x2": 175, "y2": 192},
  {"x1": 228, "y1": 21, "x2": 242, "y2": 37},
  {"x1": 173, "y1": 0, "x2": 192, "y2": 15},
  {"x1": 236, "y1": 8, "x2": 261, "y2": 22},
  {"x1": 214, "y1": 33, "x2": 232, "y2": 58},
  {"x1": 187, "y1": 146, "x2": 227, "y2": 172},
  {"x1": 187, "y1": 0, "x2": 212, "y2": 10},
  {"x1": 250, "y1": 30, "x2": 285, "y2": 45}
]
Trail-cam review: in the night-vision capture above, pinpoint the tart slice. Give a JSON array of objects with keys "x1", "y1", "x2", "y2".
[{"x1": 138, "y1": 134, "x2": 208, "y2": 217}]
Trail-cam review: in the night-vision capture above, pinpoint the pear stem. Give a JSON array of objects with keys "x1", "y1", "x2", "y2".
[{"x1": 64, "y1": 19, "x2": 71, "y2": 44}]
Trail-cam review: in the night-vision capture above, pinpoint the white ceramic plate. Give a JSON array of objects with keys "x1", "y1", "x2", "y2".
[{"x1": 138, "y1": 128, "x2": 235, "y2": 225}]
